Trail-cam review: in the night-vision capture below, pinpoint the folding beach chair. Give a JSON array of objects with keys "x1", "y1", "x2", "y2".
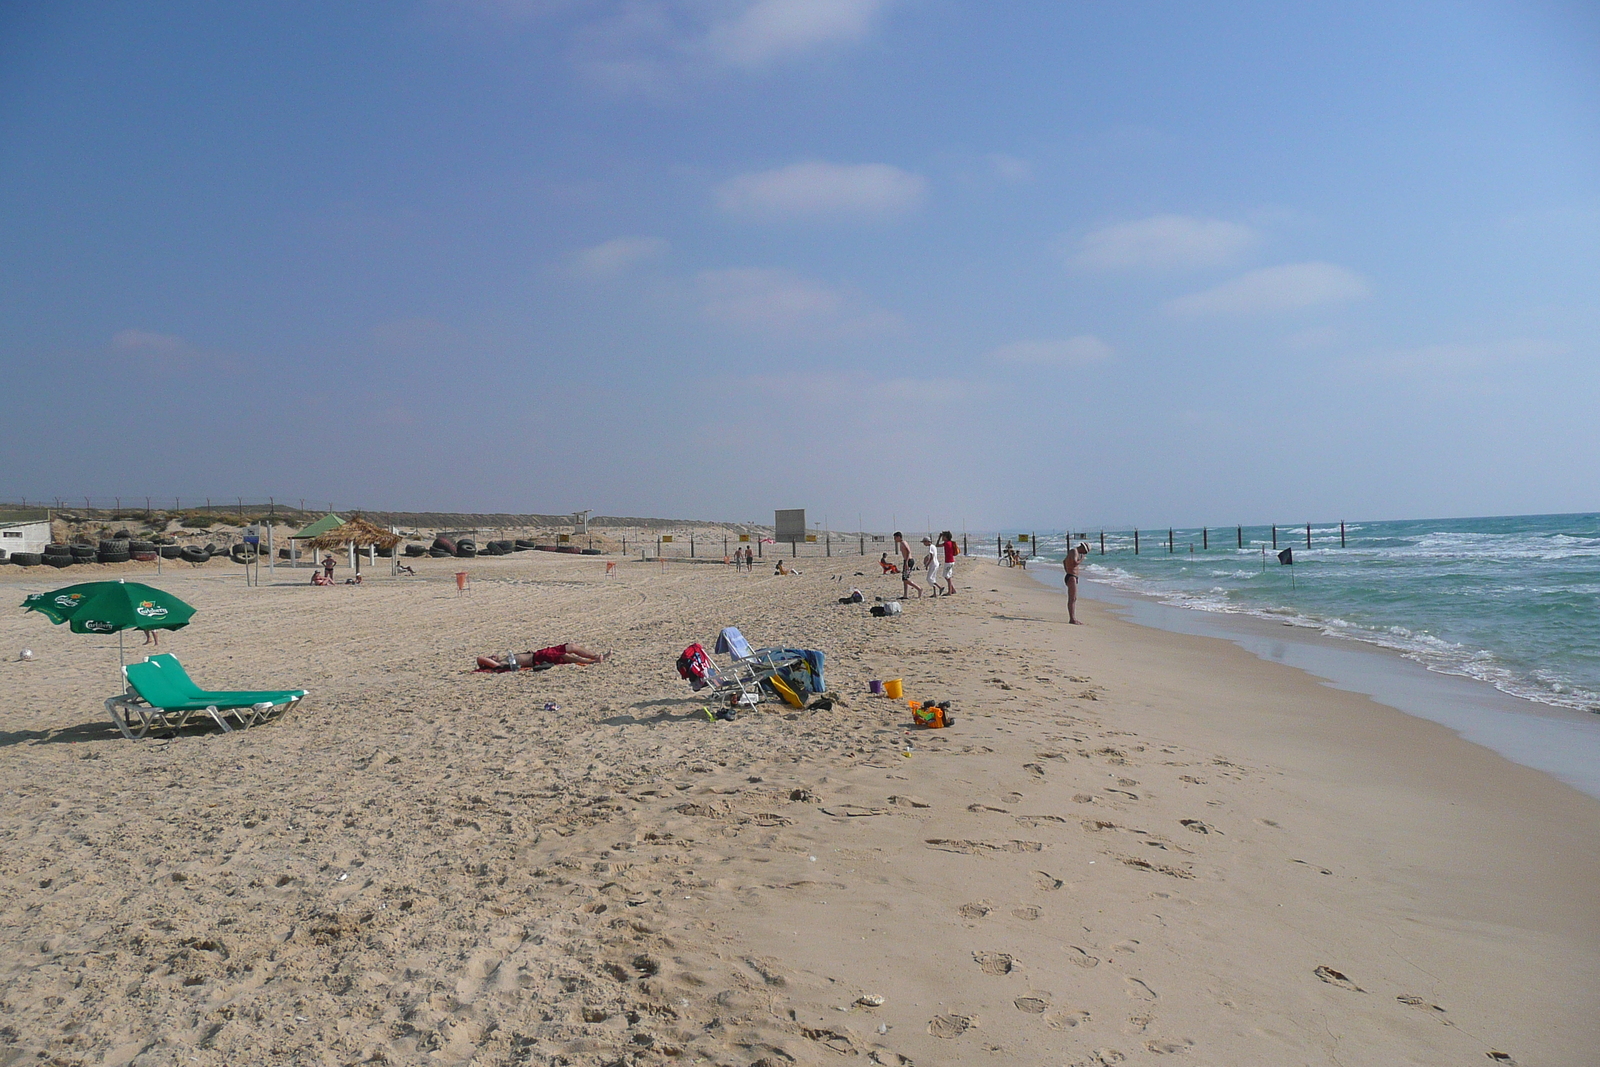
[
  {"x1": 676, "y1": 642, "x2": 764, "y2": 707},
  {"x1": 713, "y1": 627, "x2": 826, "y2": 701},
  {"x1": 106, "y1": 653, "x2": 309, "y2": 740}
]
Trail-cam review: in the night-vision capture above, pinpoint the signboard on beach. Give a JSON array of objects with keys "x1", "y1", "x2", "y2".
[
  {"x1": 661, "y1": 535, "x2": 673, "y2": 543},
  {"x1": 805, "y1": 534, "x2": 817, "y2": 542},
  {"x1": 775, "y1": 509, "x2": 806, "y2": 543},
  {"x1": 1017, "y1": 534, "x2": 1030, "y2": 543},
  {"x1": 557, "y1": 534, "x2": 570, "y2": 542},
  {"x1": 738, "y1": 534, "x2": 750, "y2": 542}
]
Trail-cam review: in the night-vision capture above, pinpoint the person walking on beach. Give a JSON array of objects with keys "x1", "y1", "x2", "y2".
[
  {"x1": 938, "y1": 531, "x2": 959, "y2": 596},
  {"x1": 1063, "y1": 541, "x2": 1089, "y2": 624},
  {"x1": 922, "y1": 537, "x2": 941, "y2": 596},
  {"x1": 893, "y1": 532, "x2": 923, "y2": 597}
]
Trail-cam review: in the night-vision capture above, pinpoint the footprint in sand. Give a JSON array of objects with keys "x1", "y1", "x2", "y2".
[
  {"x1": 1179, "y1": 819, "x2": 1216, "y2": 835},
  {"x1": 1065, "y1": 946, "x2": 1100, "y2": 968},
  {"x1": 1313, "y1": 966, "x2": 1364, "y2": 992},
  {"x1": 1046, "y1": 1009, "x2": 1091, "y2": 1030},
  {"x1": 1397, "y1": 994, "x2": 1448, "y2": 1015},
  {"x1": 1033, "y1": 871, "x2": 1064, "y2": 890},
  {"x1": 927, "y1": 1013, "x2": 974, "y2": 1039},
  {"x1": 958, "y1": 901, "x2": 993, "y2": 919},
  {"x1": 1144, "y1": 1039, "x2": 1195, "y2": 1054},
  {"x1": 1011, "y1": 905, "x2": 1041, "y2": 920},
  {"x1": 1123, "y1": 977, "x2": 1157, "y2": 1001},
  {"x1": 1014, "y1": 995, "x2": 1050, "y2": 1013},
  {"x1": 974, "y1": 951, "x2": 1016, "y2": 975}
]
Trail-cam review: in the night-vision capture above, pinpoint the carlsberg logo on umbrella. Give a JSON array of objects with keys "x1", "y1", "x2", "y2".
[
  {"x1": 85, "y1": 620, "x2": 116, "y2": 633},
  {"x1": 136, "y1": 600, "x2": 168, "y2": 619}
]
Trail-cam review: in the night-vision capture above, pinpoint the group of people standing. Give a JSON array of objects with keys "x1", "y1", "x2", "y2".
[
  {"x1": 731, "y1": 545, "x2": 757, "y2": 571},
  {"x1": 891, "y1": 530, "x2": 960, "y2": 598}
]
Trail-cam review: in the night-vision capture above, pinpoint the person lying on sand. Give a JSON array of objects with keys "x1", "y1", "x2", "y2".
[
  {"x1": 774, "y1": 560, "x2": 800, "y2": 575},
  {"x1": 476, "y1": 643, "x2": 609, "y2": 672}
]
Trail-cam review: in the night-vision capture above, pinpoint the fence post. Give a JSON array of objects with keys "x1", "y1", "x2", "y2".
[
  {"x1": 963, "y1": 535, "x2": 968, "y2": 557},
  {"x1": 826, "y1": 532, "x2": 831, "y2": 557},
  {"x1": 791, "y1": 540, "x2": 796, "y2": 558},
  {"x1": 690, "y1": 534, "x2": 695, "y2": 558},
  {"x1": 758, "y1": 539, "x2": 763, "y2": 559},
  {"x1": 724, "y1": 536, "x2": 728, "y2": 557},
  {"x1": 859, "y1": 535, "x2": 864, "y2": 555}
]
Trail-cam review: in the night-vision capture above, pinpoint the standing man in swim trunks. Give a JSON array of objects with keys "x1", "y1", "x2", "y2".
[
  {"x1": 894, "y1": 532, "x2": 923, "y2": 597},
  {"x1": 1063, "y1": 542, "x2": 1089, "y2": 624}
]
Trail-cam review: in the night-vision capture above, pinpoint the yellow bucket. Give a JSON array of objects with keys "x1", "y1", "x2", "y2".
[{"x1": 884, "y1": 678, "x2": 903, "y2": 700}]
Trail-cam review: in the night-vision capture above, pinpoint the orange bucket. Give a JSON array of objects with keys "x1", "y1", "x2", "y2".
[{"x1": 883, "y1": 678, "x2": 903, "y2": 700}]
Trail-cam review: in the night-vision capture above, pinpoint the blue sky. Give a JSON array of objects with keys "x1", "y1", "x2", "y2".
[{"x1": 3, "y1": 1, "x2": 1598, "y2": 530}]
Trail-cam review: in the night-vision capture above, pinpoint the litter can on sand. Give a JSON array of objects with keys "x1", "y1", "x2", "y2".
[{"x1": 883, "y1": 678, "x2": 903, "y2": 700}]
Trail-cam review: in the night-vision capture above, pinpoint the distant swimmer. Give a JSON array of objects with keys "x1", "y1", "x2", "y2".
[{"x1": 1063, "y1": 542, "x2": 1089, "y2": 624}]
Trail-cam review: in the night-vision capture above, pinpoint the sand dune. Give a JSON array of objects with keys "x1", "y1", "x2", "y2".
[{"x1": 0, "y1": 553, "x2": 1594, "y2": 1065}]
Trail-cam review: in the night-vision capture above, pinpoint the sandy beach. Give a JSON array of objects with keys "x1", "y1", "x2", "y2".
[{"x1": 1, "y1": 552, "x2": 1596, "y2": 1066}]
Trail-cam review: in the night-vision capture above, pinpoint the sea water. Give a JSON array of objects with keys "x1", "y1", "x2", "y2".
[{"x1": 1000, "y1": 515, "x2": 1600, "y2": 797}]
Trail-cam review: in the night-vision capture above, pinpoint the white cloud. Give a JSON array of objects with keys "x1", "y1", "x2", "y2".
[
  {"x1": 564, "y1": 0, "x2": 894, "y2": 91},
  {"x1": 1165, "y1": 262, "x2": 1372, "y2": 316},
  {"x1": 707, "y1": 0, "x2": 892, "y2": 67},
  {"x1": 985, "y1": 336, "x2": 1113, "y2": 366},
  {"x1": 716, "y1": 161, "x2": 926, "y2": 220},
  {"x1": 571, "y1": 236, "x2": 668, "y2": 278},
  {"x1": 109, "y1": 328, "x2": 236, "y2": 371},
  {"x1": 112, "y1": 329, "x2": 185, "y2": 353},
  {"x1": 1360, "y1": 339, "x2": 1566, "y2": 377},
  {"x1": 987, "y1": 153, "x2": 1033, "y2": 184},
  {"x1": 696, "y1": 267, "x2": 900, "y2": 335},
  {"x1": 1073, "y1": 215, "x2": 1260, "y2": 271}
]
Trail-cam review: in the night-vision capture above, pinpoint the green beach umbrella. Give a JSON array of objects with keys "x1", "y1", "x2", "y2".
[{"x1": 22, "y1": 579, "x2": 196, "y2": 672}]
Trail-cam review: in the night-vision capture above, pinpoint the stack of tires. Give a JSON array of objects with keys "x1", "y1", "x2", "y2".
[
  {"x1": 98, "y1": 539, "x2": 131, "y2": 565},
  {"x1": 455, "y1": 538, "x2": 477, "y2": 558},
  {"x1": 375, "y1": 545, "x2": 394, "y2": 558},
  {"x1": 43, "y1": 543, "x2": 74, "y2": 568},
  {"x1": 158, "y1": 545, "x2": 182, "y2": 560},
  {"x1": 430, "y1": 536, "x2": 456, "y2": 558},
  {"x1": 9, "y1": 551, "x2": 41, "y2": 567},
  {"x1": 514, "y1": 539, "x2": 535, "y2": 551},
  {"x1": 180, "y1": 546, "x2": 208, "y2": 564},
  {"x1": 404, "y1": 544, "x2": 426, "y2": 557},
  {"x1": 70, "y1": 543, "x2": 98, "y2": 564},
  {"x1": 229, "y1": 543, "x2": 256, "y2": 564},
  {"x1": 483, "y1": 540, "x2": 514, "y2": 556}
]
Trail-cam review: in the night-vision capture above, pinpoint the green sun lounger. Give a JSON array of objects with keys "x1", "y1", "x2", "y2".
[{"x1": 106, "y1": 653, "x2": 309, "y2": 740}]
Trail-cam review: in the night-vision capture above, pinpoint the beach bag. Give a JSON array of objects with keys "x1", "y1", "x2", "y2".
[{"x1": 676, "y1": 643, "x2": 714, "y2": 690}]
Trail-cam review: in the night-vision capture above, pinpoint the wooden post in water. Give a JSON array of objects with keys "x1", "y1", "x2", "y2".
[
  {"x1": 1203, "y1": 527, "x2": 1208, "y2": 549},
  {"x1": 1306, "y1": 523, "x2": 1311, "y2": 549},
  {"x1": 1237, "y1": 525, "x2": 1242, "y2": 548},
  {"x1": 1340, "y1": 522, "x2": 1346, "y2": 548},
  {"x1": 1099, "y1": 531, "x2": 1105, "y2": 555},
  {"x1": 1032, "y1": 532, "x2": 1037, "y2": 559},
  {"x1": 1272, "y1": 525, "x2": 1277, "y2": 549},
  {"x1": 1168, "y1": 528, "x2": 1174, "y2": 553},
  {"x1": 1134, "y1": 529, "x2": 1140, "y2": 554}
]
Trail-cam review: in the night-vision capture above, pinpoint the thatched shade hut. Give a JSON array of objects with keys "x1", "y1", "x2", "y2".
[{"x1": 306, "y1": 517, "x2": 402, "y2": 575}]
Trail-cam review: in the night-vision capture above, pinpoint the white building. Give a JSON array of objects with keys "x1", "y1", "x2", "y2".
[{"x1": 0, "y1": 519, "x2": 51, "y2": 557}]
